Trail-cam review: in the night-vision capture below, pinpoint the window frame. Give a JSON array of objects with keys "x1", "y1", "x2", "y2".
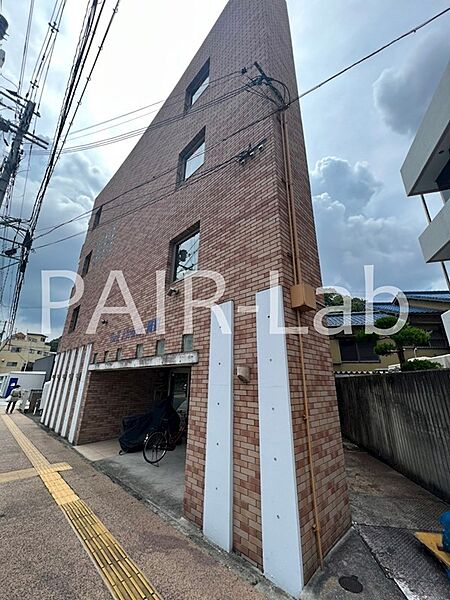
[
  {"x1": 170, "y1": 224, "x2": 200, "y2": 283},
  {"x1": 81, "y1": 251, "x2": 92, "y2": 277},
  {"x1": 135, "y1": 343, "x2": 144, "y2": 358},
  {"x1": 93, "y1": 206, "x2": 102, "y2": 229},
  {"x1": 182, "y1": 334, "x2": 194, "y2": 352},
  {"x1": 338, "y1": 337, "x2": 380, "y2": 363},
  {"x1": 185, "y1": 59, "x2": 210, "y2": 111},
  {"x1": 156, "y1": 339, "x2": 165, "y2": 356},
  {"x1": 177, "y1": 128, "x2": 206, "y2": 184},
  {"x1": 68, "y1": 305, "x2": 80, "y2": 334}
]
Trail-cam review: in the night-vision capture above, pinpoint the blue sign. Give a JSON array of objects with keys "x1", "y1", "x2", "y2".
[{"x1": 110, "y1": 318, "x2": 158, "y2": 343}]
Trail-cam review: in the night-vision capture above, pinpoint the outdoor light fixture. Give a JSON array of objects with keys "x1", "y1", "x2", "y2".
[
  {"x1": 236, "y1": 366, "x2": 250, "y2": 384},
  {"x1": 167, "y1": 287, "x2": 180, "y2": 297}
]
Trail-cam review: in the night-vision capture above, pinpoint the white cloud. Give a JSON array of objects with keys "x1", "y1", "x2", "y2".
[
  {"x1": 310, "y1": 156, "x2": 382, "y2": 215},
  {"x1": 373, "y1": 32, "x2": 450, "y2": 136}
]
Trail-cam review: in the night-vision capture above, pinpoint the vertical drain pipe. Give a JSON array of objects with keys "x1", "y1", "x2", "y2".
[{"x1": 280, "y1": 109, "x2": 324, "y2": 568}]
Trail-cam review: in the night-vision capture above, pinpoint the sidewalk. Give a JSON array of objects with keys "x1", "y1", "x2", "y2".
[
  {"x1": 0, "y1": 413, "x2": 279, "y2": 600},
  {"x1": 1, "y1": 413, "x2": 448, "y2": 599}
]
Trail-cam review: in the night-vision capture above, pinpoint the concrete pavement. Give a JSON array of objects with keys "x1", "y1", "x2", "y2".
[
  {"x1": 1, "y1": 412, "x2": 449, "y2": 600},
  {"x1": 0, "y1": 413, "x2": 274, "y2": 600}
]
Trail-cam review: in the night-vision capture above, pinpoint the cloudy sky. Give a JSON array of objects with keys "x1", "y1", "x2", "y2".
[{"x1": 1, "y1": 0, "x2": 449, "y2": 338}]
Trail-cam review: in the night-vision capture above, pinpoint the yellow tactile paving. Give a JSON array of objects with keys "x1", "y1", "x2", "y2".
[
  {"x1": 2, "y1": 416, "x2": 163, "y2": 600},
  {"x1": 0, "y1": 462, "x2": 72, "y2": 484}
]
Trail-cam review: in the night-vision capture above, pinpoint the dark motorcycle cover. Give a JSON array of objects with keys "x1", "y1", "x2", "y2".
[{"x1": 118, "y1": 402, "x2": 180, "y2": 453}]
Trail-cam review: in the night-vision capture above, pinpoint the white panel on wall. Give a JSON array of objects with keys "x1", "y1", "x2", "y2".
[
  {"x1": 42, "y1": 352, "x2": 63, "y2": 426},
  {"x1": 442, "y1": 310, "x2": 450, "y2": 345},
  {"x1": 68, "y1": 343, "x2": 92, "y2": 445},
  {"x1": 55, "y1": 348, "x2": 77, "y2": 434},
  {"x1": 256, "y1": 286, "x2": 303, "y2": 598},
  {"x1": 39, "y1": 381, "x2": 52, "y2": 418},
  {"x1": 203, "y1": 302, "x2": 234, "y2": 552},
  {"x1": 49, "y1": 351, "x2": 70, "y2": 430},
  {"x1": 61, "y1": 347, "x2": 84, "y2": 439}
]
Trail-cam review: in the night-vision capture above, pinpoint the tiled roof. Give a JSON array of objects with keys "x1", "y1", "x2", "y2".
[
  {"x1": 404, "y1": 291, "x2": 450, "y2": 302},
  {"x1": 372, "y1": 303, "x2": 442, "y2": 315},
  {"x1": 325, "y1": 311, "x2": 387, "y2": 328}
]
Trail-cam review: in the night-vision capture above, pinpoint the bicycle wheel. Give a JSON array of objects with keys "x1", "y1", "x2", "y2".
[{"x1": 143, "y1": 431, "x2": 167, "y2": 465}]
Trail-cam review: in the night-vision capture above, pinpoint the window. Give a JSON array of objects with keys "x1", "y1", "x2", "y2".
[
  {"x1": 93, "y1": 206, "x2": 102, "y2": 229},
  {"x1": 92, "y1": 353, "x2": 98, "y2": 364},
  {"x1": 339, "y1": 338, "x2": 379, "y2": 363},
  {"x1": 6, "y1": 361, "x2": 18, "y2": 367},
  {"x1": 136, "y1": 344, "x2": 144, "y2": 358},
  {"x1": 104, "y1": 351, "x2": 109, "y2": 363},
  {"x1": 11, "y1": 347, "x2": 20, "y2": 353},
  {"x1": 178, "y1": 128, "x2": 206, "y2": 182},
  {"x1": 116, "y1": 348, "x2": 123, "y2": 361},
  {"x1": 82, "y1": 251, "x2": 92, "y2": 277},
  {"x1": 156, "y1": 339, "x2": 165, "y2": 356},
  {"x1": 182, "y1": 334, "x2": 194, "y2": 352},
  {"x1": 172, "y1": 226, "x2": 200, "y2": 281},
  {"x1": 68, "y1": 306, "x2": 80, "y2": 333},
  {"x1": 186, "y1": 59, "x2": 210, "y2": 110}
]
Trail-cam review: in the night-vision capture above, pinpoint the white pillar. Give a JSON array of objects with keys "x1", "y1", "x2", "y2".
[
  {"x1": 68, "y1": 343, "x2": 92, "y2": 445},
  {"x1": 49, "y1": 351, "x2": 70, "y2": 430},
  {"x1": 42, "y1": 353, "x2": 62, "y2": 426},
  {"x1": 442, "y1": 310, "x2": 450, "y2": 345},
  {"x1": 203, "y1": 301, "x2": 234, "y2": 552},
  {"x1": 255, "y1": 286, "x2": 303, "y2": 598},
  {"x1": 54, "y1": 348, "x2": 77, "y2": 434},
  {"x1": 39, "y1": 381, "x2": 52, "y2": 417},
  {"x1": 61, "y1": 347, "x2": 84, "y2": 439}
]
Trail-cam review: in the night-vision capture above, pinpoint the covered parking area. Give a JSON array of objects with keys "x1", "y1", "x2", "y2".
[{"x1": 74, "y1": 351, "x2": 197, "y2": 517}]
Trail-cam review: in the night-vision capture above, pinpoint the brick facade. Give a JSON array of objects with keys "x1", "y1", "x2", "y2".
[{"x1": 53, "y1": 0, "x2": 350, "y2": 586}]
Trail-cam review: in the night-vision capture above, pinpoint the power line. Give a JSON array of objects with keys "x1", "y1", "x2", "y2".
[
  {"x1": 3, "y1": 0, "x2": 121, "y2": 343},
  {"x1": 66, "y1": 70, "x2": 242, "y2": 138},
  {"x1": 294, "y1": 6, "x2": 450, "y2": 102},
  {"x1": 17, "y1": 0, "x2": 35, "y2": 101},
  {"x1": 36, "y1": 83, "x2": 249, "y2": 156}
]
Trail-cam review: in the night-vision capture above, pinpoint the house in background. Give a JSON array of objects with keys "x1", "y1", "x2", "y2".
[
  {"x1": 0, "y1": 332, "x2": 52, "y2": 374},
  {"x1": 329, "y1": 291, "x2": 450, "y2": 372}
]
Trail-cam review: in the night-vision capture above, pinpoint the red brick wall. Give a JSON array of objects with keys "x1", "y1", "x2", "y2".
[
  {"x1": 76, "y1": 368, "x2": 169, "y2": 445},
  {"x1": 58, "y1": 0, "x2": 350, "y2": 582}
]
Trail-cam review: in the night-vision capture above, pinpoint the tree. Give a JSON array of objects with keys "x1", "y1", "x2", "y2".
[
  {"x1": 49, "y1": 337, "x2": 61, "y2": 353},
  {"x1": 324, "y1": 292, "x2": 366, "y2": 312},
  {"x1": 358, "y1": 316, "x2": 432, "y2": 366}
]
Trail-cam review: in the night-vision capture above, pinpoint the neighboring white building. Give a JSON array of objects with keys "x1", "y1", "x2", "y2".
[
  {"x1": 401, "y1": 59, "x2": 450, "y2": 263},
  {"x1": 401, "y1": 59, "x2": 450, "y2": 341}
]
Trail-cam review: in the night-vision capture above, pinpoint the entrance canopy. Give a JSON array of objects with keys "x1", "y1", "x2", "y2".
[{"x1": 89, "y1": 351, "x2": 198, "y2": 372}]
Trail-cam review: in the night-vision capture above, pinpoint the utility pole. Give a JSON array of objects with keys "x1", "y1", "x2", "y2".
[{"x1": 0, "y1": 99, "x2": 36, "y2": 208}]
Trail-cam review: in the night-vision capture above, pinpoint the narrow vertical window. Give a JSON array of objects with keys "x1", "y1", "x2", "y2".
[
  {"x1": 156, "y1": 339, "x2": 165, "y2": 356},
  {"x1": 172, "y1": 226, "x2": 200, "y2": 281},
  {"x1": 178, "y1": 129, "x2": 206, "y2": 183},
  {"x1": 136, "y1": 344, "x2": 144, "y2": 358},
  {"x1": 186, "y1": 59, "x2": 210, "y2": 110},
  {"x1": 68, "y1": 306, "x2": 80, "y2": 333},
  {"x1": 93, "y1": 206, "x2": 102, "y2": 229},
  {"x1": 81, "y1": 251, "x2": 92, "y2": 277}
]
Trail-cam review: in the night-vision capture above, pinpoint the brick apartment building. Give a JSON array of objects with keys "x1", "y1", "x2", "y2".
[{"x1": 42, "y1": 0, "x2": 350, "y2": 594}]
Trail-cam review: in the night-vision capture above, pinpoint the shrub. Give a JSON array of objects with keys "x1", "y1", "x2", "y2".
[{"x1": 401, "y1": 359, "x2": 442, "y2": 372}]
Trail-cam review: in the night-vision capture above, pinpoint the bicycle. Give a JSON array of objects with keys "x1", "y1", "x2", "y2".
[{"x1": 143, "y1": 413, "x2": 187, "y2": 465}]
